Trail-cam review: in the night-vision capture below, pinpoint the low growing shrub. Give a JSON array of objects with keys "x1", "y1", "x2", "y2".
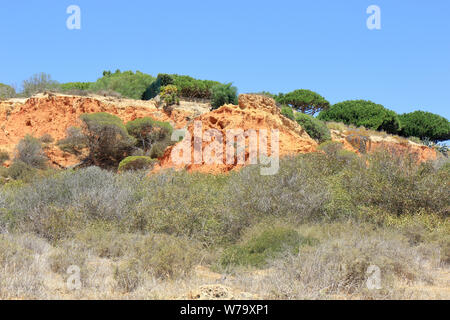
[
  {"x1": 219, "y1": 225, "x2": 316, "y2": 269},
  {"x1": 14, "y1": 135, "x2": 48, "y2": 169},
  {"x1": 80, "y1": 113, "x2": 136, "y2": 168},
  {"x1": 118, "y1": 156, "x2": 157, "y2": 172},
  {"x1": 295, "y1": 113, "x2": 331, "y2": 143},
  {"x1": 280, "y1": 106, "x2": 294, "y2": 121}
]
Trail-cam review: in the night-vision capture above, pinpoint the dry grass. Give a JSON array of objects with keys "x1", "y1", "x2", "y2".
[{"x1": 0, "y1": 220, "x2": 447, "y2": 300}]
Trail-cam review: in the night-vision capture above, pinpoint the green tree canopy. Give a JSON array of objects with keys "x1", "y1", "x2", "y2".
[
  {"x1": 90, "y1": 70, "x2": 155, "y2": 99},
  {"x1": 211, "y1": 83, "x2": 238, "y2": 109},
  {"x1": 0, "y1": 83, "x2": 16, "y2": 99},
  {"x1": 318, "y1": 100, "x2": 401, "y2": 134},
  {"x1": 276, "y1": 89, "x2": 330, "y2": 115},
  {"x1": 142, "y1": 73, "x2": 229, "y2": 101},
  {"x1": 399, "y1": 111, "x2": 450, "y2": 142}
]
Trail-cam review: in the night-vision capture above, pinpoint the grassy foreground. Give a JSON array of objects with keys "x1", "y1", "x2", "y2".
[{"x1": 0, "y1": 147, "x2": 448, "y2": 299}]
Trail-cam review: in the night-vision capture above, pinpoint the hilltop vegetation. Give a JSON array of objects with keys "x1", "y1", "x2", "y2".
[{"x1": 2, "y1": 70, "x2": 448, "y2": 145}]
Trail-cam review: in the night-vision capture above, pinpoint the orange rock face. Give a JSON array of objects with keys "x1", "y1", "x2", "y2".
[
  {"x1": 0, "y1": 93, "x2": 438, "y2": 171},
  {"x1": 336, "y1": 132, "x2": 438, "y2": 163},
  {"x1": 0, "y1": 94, "x2": 193, "y2": 167},
  {"x1": 155, "y1": 94, "x2": 318, "y2": 174}
]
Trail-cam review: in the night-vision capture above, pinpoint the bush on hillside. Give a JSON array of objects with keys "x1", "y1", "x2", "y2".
[
  {"x1": 60, "y1": 82, "x2": 93, "y2": 92},
  {"x1": 318, "y1": 100, "x2": 401, "y2": 134},
  {"x1": 80, "y1": 113, "x2": 136, "y2": 169},
  {"x1": 280, "y1": 106, "x2": 295, "y2": 120},
  {"x1": 14, "y1": 135, "x2": 48, "y2": 169},
  {"x1": 338, "y1": 151, "x2": 449, "y2": 217},
  {"x1": 399, "y1": 111, "x2": 450, "y2": 143},
  {"x1": 141, "y1": 73, "x2": 174, "y2": 100},
  {"x1": 39, "y1": 134, "x2": 54, "y2": 144},
  {"x1": 0, "y1": 83, "x2": 15, "y2": 99},
  {"x1": 0, "y1": 150, "x2": 9, "y2": 164},
  {"x1": 57, "y1": 127, "x2": 88, "y2": 156},
  {"x1": 211, "y1": 83, "x2": 238, "y2": 110},
  {"x1": 160, "y1": 85, "x2": 180, "y2": 113},
  {"x1": 90, "y1": 70, "x2": 154, "y2": 100},
  {"x1": 219, "y1": 226, "x2": 315, "y2": 269},
  {"x1": 143, "y1": 74, "x2": 229, "y2": 101},
  {"x1": 295, "y1": 113, "x2": 331, "y2": 143},
  {"x1": 22, "y1": 73, "x2": 60, "y2": 97},
  {"x1": 173, "y1": 75, "x2": 221, "y2": 99},
  {"x1": 118, "y1": 156, "x2": 157, "y2": 172},
  {"x1": 125, "y1": 117, "x2": 173, "y2": 154},
  {"x1": 3, "y1": 161, "x2": 38, "y2": 181},
  {"x1": 276, "y1": 89, "x2": 330, "y2": 115}
]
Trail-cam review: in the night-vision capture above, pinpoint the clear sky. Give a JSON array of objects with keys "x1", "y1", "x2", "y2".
[{"x1": 0, "y1": 0, "x2": 449, "y2": 119}]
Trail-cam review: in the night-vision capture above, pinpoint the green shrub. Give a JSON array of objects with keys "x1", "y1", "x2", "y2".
[
  {"x1": 318, "y1": 100, "x2": 401, "y2": 134},
  {"x1": 114, "y1": 258, "x2": 142, "y2": 292},
  {"x1": 317, "y1": 141, "x2": 358, "y2": 167},
  {"x1": 211, "y1": 83, "x2": 238, "y2": 110},
  {"x1": 0, "y1": 235, "x2": 32, "y2": 267},
  {"x1": 39, "y1": 133, "x2": 54, "y2": 144},
  {"x1": 339, "y1": 151, "x2": 449, "y2": 217},
  {"x1": 276, "y1": 89, "x2": 330, "y2": 115},
  {"x1": 129, "y1": 171, "x2": 229, "y2": 245},
  {"x1": 149, "y1": 141, "x2": 169, "y2": 158},
  {"x1": 143, "y1": 74, "x2": 230, "y2": 101},
  {"x1": 118, "y1": 156, "x2": 157, "y2": 172},
  {"x1": 130, "y1": 233, "x2": 202, "y2": 280},
  {"x1": 60, "y1": 82, "x2": 93, "y2": 92},
  {"x1": 0, "y1": 83, "x2": 16, "y2": 99},
  {"x1": 407, "y1": 136, "x2": 423, "y2": 144},
  {"x1": 318, "y1": 140, "x2": 344, "y2": 155},
  {"x1": 280, "y1": 106, "x2": 295, "y2": 120},
  {"x1": 75, "y1": 226, "x2": 139, "y2": 259},
  {"x1": 80, "y1": 113, "x2": 136, "y2": 168},
  {"x1": 125, "y1": 117, "x2": 173, "y2": 153},
  {"x1": 14, "y1": 135, "x2": 48, "y2": 169},
  {"x1": 142, "y1": 73, "x2": 175, "y2": 100},
  {"x1": 219, "y1": 226, "x2": 316, "y2": 269},
  {"x1": 22, "y1": 73, "x2": 60, "y2": 97},
  {"x1": 57, "y1": 127, "x2": 88, "y2": 156},
  {"x1": 172, "y1": 74, "x2": 221, "y2": 99},
  {"x1": 295, "y1": 113, "x2": 331, "y2": 143},
  {"x1": 2, "y1": 161, "x2": 37, "y2": 181},
  {"x1": 264, "y1": 223, "x2": 433, "y2": 299},
  {"x1": 48, "y1": 240, "x2": 87, "y2": 276},
  {"x1": 90, "y1": 70, "x2": 154, "y2": 100},
  {"x1": 0, "y1": 150, "x2": 9, "y2": 164},
  {"x1": 326, "y1": 121, "x2": 348, "y2": 132},
  {"x1": 399, "y1": 111, "x2": 450, "y2": 143},
  {"x1": 160, "y1": 84, "x2": 180, "y2": 113}
]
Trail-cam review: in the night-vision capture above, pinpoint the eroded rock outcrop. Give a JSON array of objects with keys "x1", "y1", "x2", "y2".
[
  {"x1": 0, "y1": 93, "x2": 200, "y2": 167},
  {"x1": 155, "y1": 94, "x2": 318, "y2": 174}
]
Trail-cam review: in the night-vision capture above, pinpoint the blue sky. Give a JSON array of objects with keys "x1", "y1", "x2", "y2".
[{"x1": 0, "y1": 0, "x2": 449, "y2": 119}]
